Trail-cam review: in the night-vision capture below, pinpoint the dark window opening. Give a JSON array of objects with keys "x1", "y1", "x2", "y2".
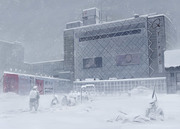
[
  {"x1": 79, "y1": 29, "x2": 141, "y2": 42},
  {"x1": 159, "y1": 60, "x2": 162, "y2": 64},
  {"x1": 170, "y1": 73, "x2": 174, "y2": 77},
  {"x1": 83, "y1": 57, "x2": 102, "y2": 69}
]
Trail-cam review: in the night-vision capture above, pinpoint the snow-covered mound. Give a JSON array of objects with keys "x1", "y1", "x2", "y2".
[
  {"x1": 0, "y1": 92, "x2": 20, "y2": 99},
  {"x1": 0, "y1": 93, "x2": 29, "y2": 113},
  {"x1": 107, "y1": 111, "x2": 150, "y2": 123},
  {"x1": 130, "y1": 86, "x2": 153, "y2": 96}
]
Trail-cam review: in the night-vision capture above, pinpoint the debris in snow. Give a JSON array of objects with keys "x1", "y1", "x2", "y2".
[
  {"x1": 145, "y1": 88, "x2": 164, "y2": 121},
  {"x1": 107, "y1": 111, "x2": 129, "y2": 123},
  {"x1": 107, "y1": 111, "x2": 151, "y2": 123},
  {"x1": 83, "y1": 106, "x2": 93, "y2": 112},
  {"x1": 133, "y1": 115, "x2": 150, "y2": 123}
]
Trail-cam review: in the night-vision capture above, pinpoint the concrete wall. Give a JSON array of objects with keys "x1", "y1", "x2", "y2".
[{"x1": 74, "y1": 17, "x2": 149, "y2": 80}]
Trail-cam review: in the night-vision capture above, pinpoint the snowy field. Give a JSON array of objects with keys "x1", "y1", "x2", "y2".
[{"x1": 0, "y1": 90, "x2": 180, "y2": 129}]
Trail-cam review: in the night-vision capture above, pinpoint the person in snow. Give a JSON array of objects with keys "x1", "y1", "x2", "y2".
[
  {"x1": 51, "y1": 94, "x2": 59, "y2": 106},
  {"x1": 61, "y1": 95, "x2": 69, "y2": 106},
  {"x1": 29, "y1": 86, "x2": 40, "y2": 111}
]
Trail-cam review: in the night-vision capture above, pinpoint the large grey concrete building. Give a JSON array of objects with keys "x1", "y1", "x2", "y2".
[{"x1": 64, "y1": 8, "x2": 177, "y2": 81}]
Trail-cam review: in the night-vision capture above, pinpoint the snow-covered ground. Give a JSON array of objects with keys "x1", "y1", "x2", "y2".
[{"x1": 0, "y1": 90, "x2": 180, "y2": 129}]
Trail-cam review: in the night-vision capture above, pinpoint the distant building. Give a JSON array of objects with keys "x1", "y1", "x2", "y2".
[
  {"x1": 0, "y1": 41, "x2": 24, "y2": 77},
  {"x1": 23, "y1": 60, "x2": 71, "y2": 80},
  {"x1": 165, "y1": 50, "x2": 180, "y2": 93}
]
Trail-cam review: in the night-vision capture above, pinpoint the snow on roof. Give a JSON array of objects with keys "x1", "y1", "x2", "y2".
[
  {"x1": 0, "y1": 40, "x2": 14, "y2": 45},
  {"x1": 64, "y1": 14, "x2": 166, "y2": 31},
  {"x1": 148, "y1": 14, "x2": 173, "y2": 24},
  {"x1": 147, "y1": 14, "x2": 166, "y2": 18},
  {"x1": 25, "y1": 59, "x2": 64, "y2": 65},
  {"x1": 64, "y1": 15, "x2": 146, "y2": 31},
  {"x1": 74, "y1": 77, "x2": 166, "y2": 83},
  {"x1": 82, "y1": 7, "x2": 99, "y2": 11},
  {"x1": 4, "y1": 71, "x2": 70, "y2": 81},
  {"x1": 0, "y1": 40, "x2": 23, "y2": 46},
  {"x1": 66, "y1": 21, "x2": 82, "y2": 24},
  {"x1": 164, "y1": 49, "x2": 180, "y2": 67}
]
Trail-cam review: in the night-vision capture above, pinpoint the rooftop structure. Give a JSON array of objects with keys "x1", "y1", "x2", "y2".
[{"x1": 82, "y1": 7, "x2": 100, "y2": 26}]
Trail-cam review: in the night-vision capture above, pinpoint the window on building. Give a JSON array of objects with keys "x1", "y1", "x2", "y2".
[
  {"x1": 83, "y1": 16, "x2": 88, "y2": 20},
  {"x1": 116, "y1": 53, "x2": 140, "y2": 66},
  {"x1": 170, "y1": 73, "x2": 174, "y2": 77},
  {"x1": 94, "y1": 57, "x2": 102, "y2": 67},
  {"x1": 159, "y1": 60, "x2": 162, "y2": 64},
  {"x1": 79, "y1": 29, "x2": 141, "y2": 42},
  {"x1": 83, "y1": 57, "x2": 102, "y2": 69}
]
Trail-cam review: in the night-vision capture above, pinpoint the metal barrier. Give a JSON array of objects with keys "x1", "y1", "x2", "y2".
[{"x1": 73, "y1": 77, "x2": 167, "y2": 94}]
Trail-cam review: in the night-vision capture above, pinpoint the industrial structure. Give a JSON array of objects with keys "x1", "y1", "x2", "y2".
[{"x1": 64, "y1": 8, "x2": 178, "y2": 93}]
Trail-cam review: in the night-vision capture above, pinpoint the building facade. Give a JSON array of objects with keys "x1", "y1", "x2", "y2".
[
  {"x1": 64, "y1": 8, "x2": 177, "y2": 81},
  {"x1": 165, "y1": 67, "x2": 180, "y2": 93}
]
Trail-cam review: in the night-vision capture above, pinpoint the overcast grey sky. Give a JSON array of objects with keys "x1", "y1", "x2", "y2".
[{"x1": 0, "y1": 0, "x2": 179, "y2": 62}]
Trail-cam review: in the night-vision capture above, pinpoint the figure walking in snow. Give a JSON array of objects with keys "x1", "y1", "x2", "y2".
[{"x1": 29, "y1": 86, "x2": 40, "y2": 111}]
